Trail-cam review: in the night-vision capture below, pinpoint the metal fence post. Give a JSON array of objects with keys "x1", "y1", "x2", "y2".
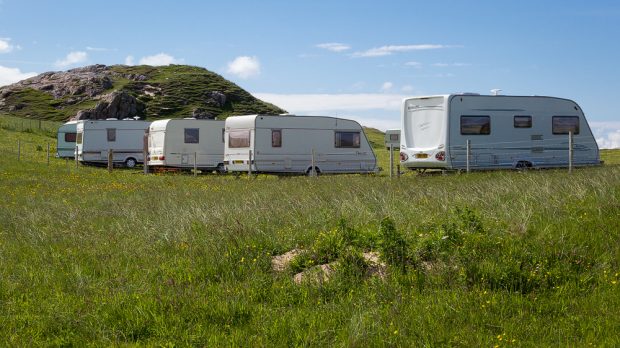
[
  {"x1": 194, "y1": 152, "x2": 198, "y2": 177},
  {"x1": 75, "y1": 145, "x2": 79, "y2": 168},
  {"x1": 466, "y1": 139, "x2": 471, "y2": 173},
  {"x1": 396, "y1": 164, "x2": 401, "y2": 178},
  {"x1": 568, "y1": 131, "x2": 573, "y2": 174}
]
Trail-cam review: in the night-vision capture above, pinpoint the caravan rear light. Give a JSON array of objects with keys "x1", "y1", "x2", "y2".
[
  {"x1": 435, "y1": 151, "x2": 446, "y2": 161},
  {"x1": 160, "y1": 155, "x2": 165, "y2": 161},
  {"x1": 400, "y1": 152, "x2": 408, "y2": 161}
]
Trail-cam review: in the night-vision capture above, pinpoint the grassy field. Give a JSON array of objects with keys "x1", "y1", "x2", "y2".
[{"x1": 0, "y1": 123, "x2": 619, "y2": 346}]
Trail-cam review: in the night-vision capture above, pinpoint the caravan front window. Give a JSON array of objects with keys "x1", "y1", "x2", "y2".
[
  {"x1": 107, "y1": 128, "x2": 116, "y2": 142},
  {"x1": 229, "y1": 130, "x2": 250, "y2": 148},
  {"x1": 552, "y1": 116, "x2": 579, "y2": 135},
  {"x1": 335, "y1": 131, "x2": 361, "y2": 148},
  {"x1": 184, "y1": 128, "x2": 199, "y2": 143},
  {"x1": 64, "y1": 132, "x2": 77, "y2": 142},
  {"x1": 460, "y1": 116, "x2": 490, "y2": 135}
]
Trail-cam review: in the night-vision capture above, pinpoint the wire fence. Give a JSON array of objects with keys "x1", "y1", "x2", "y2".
[
  {"x1": 0, "y1": 115, "x2": 61, "y2": 138},
  {"x1": 447, "y1": 134, "x2": 599, "y2": 170}
]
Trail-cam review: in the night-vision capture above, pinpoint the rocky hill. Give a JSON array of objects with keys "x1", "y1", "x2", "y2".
[{"x1": 0, "y1": 64, "x2": 286, "y2": 121}]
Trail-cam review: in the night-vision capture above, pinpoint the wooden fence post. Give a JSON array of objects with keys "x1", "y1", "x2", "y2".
[
  {"x1": 107, "y1": 149, "x2": 113, "y2": 172},
  {"x1": 248, "y1": 149, "x2": 253, "y2": 176},
  {"x1": 194, "y1": 152, "x2": 198, "y2": 177},
  {"x1": 17, "y1": 140, "x2": 21, "y2": 161},
  {"x1": 143, "y1": 132, "x2": 149, "y2": 175},
  {"x1": 466, "y1": 139, "x2": 471, "y2": 173},
  {"x1": 47, "y1": 142, "x2": 50, "y2": 166},
  {"x1": 568, "y1": 131, "x2": 573, "y2": 174},
  {"x1": 389, "y1": 144, "x2": 394, "y2": 178}
]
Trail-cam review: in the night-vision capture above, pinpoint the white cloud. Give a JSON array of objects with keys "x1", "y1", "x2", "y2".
[
  {"x1": 353, "y1": 44, "x2": 447, "y2": 57},
  {"x1": 316, "y1": 42, "x2": 351, "y2": 52},
  {"x1": 227, "y1": 56, "x2": 261, "y2": 79},
  {"x1": 254, "y1": 92, "x2": 404, "y2": 131},
  {"x1": 0, "y1": 65, "x2": 37, "y2": 86},
  {"x1": 405, "y1": 61, "x2": 422, "y2": 68},
  {"x1": 591, "y1": 121, "x2": 620, "y2": 149},
  {"x1": 433, "y1": 62, "x2": 470, "y2": 67},
  {"x1": 381, "y1": 82, "x2": 393, "y2": 92},
  {"x1": 401, "y1": 85, "x2": 414, "y2": 93},
  {"x1": 254, "y1": 93, "x2": 405, "y2": 113},
  {"x1": 124, "y1": 55, "x2": 135, "y2": 66},
  {"x1": 54, "y1": 51, "x2": 88, "y2": 68},
  {"x1": 138, "y1": 53, "x2": 183, "y2": 66},
  {"x1": 0, "y1": 38, "x2": 15, "y2": 53},
  {"x1": 86, "y1": 46, "x2": 116, "y2": 52}
]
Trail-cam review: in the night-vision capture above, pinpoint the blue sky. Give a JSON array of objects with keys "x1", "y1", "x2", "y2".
[{"x1": 1, "y1": 0, "x2": 619, "y2": 147}]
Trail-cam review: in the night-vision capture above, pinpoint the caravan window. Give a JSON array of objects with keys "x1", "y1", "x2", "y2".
[
  {"x1": 460, "y1": 116, "x2": 490, "y2": 135},
  {"x1": 184, "y1": 128, "x2": 199, "y2": 143},
  {"x1": 107, "y1": 128, "x2": 116, "y2": 142},
  {"x1": 514, "y1": 115, "x2": 532, "y2": 128},
  {"x1": 272, "y1": 129, "x2": 282, "y2": 147},
  {"x1": 335, "y1": 131, "x2": 361, "y2": 148},
  {"x1": 229, "y1": 130, "x2": 250, "y2": 148},
  {"x1": 64, "y1": 132, "x2": 77, "y2": 142},
  {"x1": 389, "y1": 133, "x2": 399, "y2": 141},
  {"x1": 552, "y1": 116, "x2": 580, "y2": 135}
]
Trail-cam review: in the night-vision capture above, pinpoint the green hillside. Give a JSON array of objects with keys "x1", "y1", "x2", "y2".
[
  {"x1": 0, "y1": 125, "x2": 619, "y2": 346},
  {"x1": 0, "y1": 64, "x2": 286, "y2": 121}
]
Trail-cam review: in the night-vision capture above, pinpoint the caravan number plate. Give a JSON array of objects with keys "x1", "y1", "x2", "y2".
[
  {"x1": 415, "y1": 153, "x2": 428, "y2": 159},
  {"x1": 233, "y1": 160, "x2": 245, "y2": 164}
]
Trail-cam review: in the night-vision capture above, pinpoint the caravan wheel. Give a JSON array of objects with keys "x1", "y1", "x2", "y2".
[
  {"x1": 216, "y1": 163, "x2": 226, "y2": 174},
  {"x1": 125, "y1": 157, "x2": 137, "y2": 168},
  {"x1": 515, "y1": 161, "x2": 532, "y2": 170},
  {"x1": 306, "y1": 166, "x2": 321, "y2": 176}
]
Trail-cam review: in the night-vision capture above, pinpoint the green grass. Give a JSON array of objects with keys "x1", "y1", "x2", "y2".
[{"x1": 0, "y1": 125, "x2": 619, "y2": 346}]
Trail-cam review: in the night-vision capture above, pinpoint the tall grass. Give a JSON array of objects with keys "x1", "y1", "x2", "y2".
[{"x1": 0, "y1": 125, "x2": 619, "y2": 346}]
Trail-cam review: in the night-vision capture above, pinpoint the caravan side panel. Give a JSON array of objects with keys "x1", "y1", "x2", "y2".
[{"x1": 447, "y1": 96, "x2": 599, "y2": 170}]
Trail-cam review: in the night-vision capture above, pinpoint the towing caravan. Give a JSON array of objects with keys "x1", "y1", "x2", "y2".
[
  {"x1": 76, "y1": 119, "x2": 150, "y2": 167},
  {"x1": 56, "y1": 121, "x2": 78, "y2": 158},
  {"x1": 400, "y1": 94, "x2": 600, "y2": 171},
  {"x1": 224, "y1": 115, "x2": 377, "y2": 174},
  {"x1": 147, "y1": 118, "x2": 225, "y2": 172}
]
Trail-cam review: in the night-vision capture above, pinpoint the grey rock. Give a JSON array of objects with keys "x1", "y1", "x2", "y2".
[{"x1": 192, "y1": 107, "x2": 215, "y2": 119}]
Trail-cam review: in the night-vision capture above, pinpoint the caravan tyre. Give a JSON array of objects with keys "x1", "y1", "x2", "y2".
[
  {"x1": 216, "y1": 163, "x2": 226, "y2": 174},
  {"x1": 125, "y1": 157, "x2": 137, "y2": 168}
]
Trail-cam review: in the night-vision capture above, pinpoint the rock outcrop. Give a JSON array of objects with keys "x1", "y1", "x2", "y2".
[
  {"x1": 0, "y1": 64, "x2": 286, "y2": 121},
  {"x1": 76, "y1": 91, "x2": 145, "y2": 120}
]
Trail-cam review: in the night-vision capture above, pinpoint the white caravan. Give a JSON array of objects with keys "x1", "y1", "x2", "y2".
[
  {"x1": 56, "y1": 120, "x2": 78, "y2": 158},
  {"x1": 384, "y1": 129, "x2": 400, "y2": 150},
  {"x1": 400, "y1": 94, "x2": 600, "y2": 170},
  {"x1": 76, "y1": 119, "x2": 151, "y2": 167},
  {"x1": 224, "y1": 115, "x2": 377, "y2": 174},
  {"x1": 148, "y1": 118, "x2": 225, "y2": 172}
]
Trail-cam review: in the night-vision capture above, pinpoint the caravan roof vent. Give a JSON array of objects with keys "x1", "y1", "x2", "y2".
[
  {"x1": 105, "y1": 118, "x2": 118, "y2": 120},
  {"x1": 490, "y1": 89, "x2": 502, "y2": 96}
]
